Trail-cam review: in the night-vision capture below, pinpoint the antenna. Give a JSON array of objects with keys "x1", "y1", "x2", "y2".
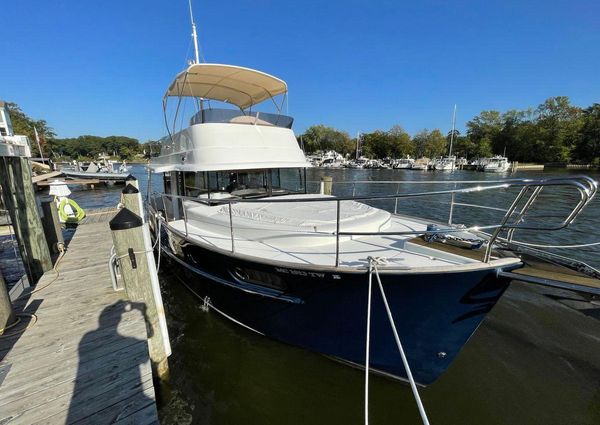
[{"x1": 188, "y1": 0, "x2": 200, "y2": 64}]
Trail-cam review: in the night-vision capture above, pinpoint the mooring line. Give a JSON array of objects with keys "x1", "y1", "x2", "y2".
[{"x1": 366, "y1": 256, "x2": 430, "y2": 425}]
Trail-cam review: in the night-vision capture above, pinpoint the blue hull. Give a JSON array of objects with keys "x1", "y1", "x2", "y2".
[{"x1": 166, "y1": 232, "x2": 512, "y2": 385}]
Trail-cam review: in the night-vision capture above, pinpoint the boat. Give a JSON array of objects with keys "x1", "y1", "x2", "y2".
[
  {"x1": 470, "y1": 157, "x2": 489, "y2": 171},
  {"x1": 61, "y1": 156, "x2": 131, "y2": 181},
  {"x1": 393, "y1": 156, "x2": 414, "y2": 169},
  {"x1": 483, "y1": 156, "x2": 511, "y2": 173},
  {"x1": 433, "y1": 155, "x2": 456, "y2": 171},
  {"x1": 146, "y1": 18, "x2": 598, "y2": 387},
  {"x1": 433, "y1": 105, "x2": 458, "y2": 171},
  {"x1": 411, "y1": 157, "x2": 430, "y2": 170},
  {"x1": 318, "y1": 150, "x2": 345, "y2": 168}
]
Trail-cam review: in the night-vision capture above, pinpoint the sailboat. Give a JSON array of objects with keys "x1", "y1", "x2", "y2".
[{"x1": 433, "y1": 105, "x2": 457, "y2": 171}]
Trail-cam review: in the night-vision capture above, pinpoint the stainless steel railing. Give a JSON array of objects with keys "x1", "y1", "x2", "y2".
[{"x1": 148, "y1": 176, "x2": 597, "y2": 267}]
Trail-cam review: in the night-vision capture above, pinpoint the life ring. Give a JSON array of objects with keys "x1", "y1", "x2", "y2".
[{"x1": 57, "y1": 198, "x2": 86, "y2": 223}]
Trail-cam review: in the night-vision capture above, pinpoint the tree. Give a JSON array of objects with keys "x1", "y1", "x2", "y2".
[
  {"x1": 425, "y1": 129, "x2": 447, "y2": 157},
  {"x1": 299, "y1": 125, "x2": 353, "y2": 155},
  {"x1": 387, "y1": 125, "x2": 414, "y2": 157},
  {"x1": 5, "y1": 102, "x2": 56, "y2": 157},
  {"x1": 361, "y1": 130, "x2": 390, "y2": 158},
  {"x1": 533, "y1": 96, "x2": 583, "y2": 162},
  {"x1": 452, "y1": 135, "x2": 475, "y2": 159},
  {"x1": 412, "y1": 129, "x2": 446, "y2": 158},
  {"x1": 412, "y1": 130, "x2": 429, "y2": 158},
  {"x1": 573, "y1": 103, "x2": 600, "y2": 163},
  {"x1": 466, "y1": 110, "x2": 503, "y2": 157}
]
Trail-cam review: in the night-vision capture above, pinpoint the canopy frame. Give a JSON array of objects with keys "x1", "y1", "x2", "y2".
[{"x1": 161, "y1": 63, "x2": 289, "y2": 144}]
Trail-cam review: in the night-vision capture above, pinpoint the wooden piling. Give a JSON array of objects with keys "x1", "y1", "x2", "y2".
[
  {"x1": 125, "y1": 174, "x2": 140, "y2": 189},
  {"x1": 41, "y1": 200, "x2": 64, "y2": 254},
  {"x1": 109, "y1": 207, "x2": 171, "y2": 393},
  {"x1": 121, "y1": 184, "x2": 143, "y2": 219},
  {"x1": 0, "y1": 269, "x2": 15, "y2": 335},
  {"x1": 0, "y1": 157, "x2": 52, "y2": 284},
  {"x1": 321, "y1": 176, "x2": 333, "y2": 195}
]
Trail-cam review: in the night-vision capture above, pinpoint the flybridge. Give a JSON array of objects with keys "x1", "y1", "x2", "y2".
[{"x1": 152, "y1": 64, "x2": 302, "y2": 173}]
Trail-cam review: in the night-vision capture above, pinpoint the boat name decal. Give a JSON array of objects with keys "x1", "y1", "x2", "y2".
[{"x1": 275, "y1": 267, "x2": 333, "y2": 279}]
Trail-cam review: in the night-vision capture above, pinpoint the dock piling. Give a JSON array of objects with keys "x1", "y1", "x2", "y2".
[
  {"x1": 109, "y1": 207, "x2": 171, "y2": 392},
  {"x1": 121, "y1": 183, "x2": 143, "y2": 218},
  {"x1": 0, "y1": 156, "x2": 52, "y2": 284},
  {"x1": 126, "y1": 174, "x2": 140, "y2": 189},
  {"x1": 41, "y1": 200, "x2": 64, "y2": 254},
  {"x1": 320, "y1": 176, "x2": 333, "y2": 195},
  {"x1": 0, "y1": 269, "x2": 16, "y2": 335}
]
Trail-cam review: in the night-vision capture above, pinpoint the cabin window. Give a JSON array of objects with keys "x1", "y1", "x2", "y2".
[
  {"x1": 163, "y1": 173, "x2": 171, "y2": 193},
  {"x1": 207, "y1": 171, "x2": 227, "y2": 192},
  {"x1": 221, "y1": 170, "x2": 268, "y2": 197},
  {"x1": 184, "y1": 172, "x2": 207, "y2": 197},
  {"x1": 184, "y1": 168, "x2": 306, "y2": 199},
  {"x1": 271, "y1": 168, "x2": 305, "y2": 194}
]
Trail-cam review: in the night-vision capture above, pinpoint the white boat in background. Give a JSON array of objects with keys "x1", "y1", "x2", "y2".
[
  {"x1": 318, "y1": 150, "x2": 345, "y2": 168},
  {"x1": 411, "y1": 157, "x2": 430, "y2": 170},
  {"x1": 61, "y1": 155, "x2": 131, "y2": 181},
  {"x1": 393, "y1": 156, "x2": 414, "y2": 169},
  {"x1": 470, "y1": 157, "x2": 489, "y2": 170},
  {"x1": 483, "y1": 156, "x2": 511, "y2": 173},
  {"x1": 434, "y1": 105, "x2": 458, "y2": 171},
  {"x1": 433, "y1": 155, "x2": 456, "y2": 171},
  {"x1": 345, "y1": 157, "x2": 368, "y2": 168}
]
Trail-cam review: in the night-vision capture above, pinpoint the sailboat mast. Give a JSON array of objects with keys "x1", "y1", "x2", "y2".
[
  {"x1": 189, "y1": 0, "x2": 200, "y2": 64},
  {"x1": 449, "y1": 104, "x2": 457, "y2": 156}
]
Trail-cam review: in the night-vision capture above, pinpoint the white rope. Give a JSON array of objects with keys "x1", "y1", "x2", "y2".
[
  {"x1": 155, "y1": 218, "x2": 162, "y2": 273},
  {"x1": 364, "y1": 260, "x2": 374, "y2": 425},
  {"x1": 367, "y1": 257, "x2": 431, "y2": 425}
]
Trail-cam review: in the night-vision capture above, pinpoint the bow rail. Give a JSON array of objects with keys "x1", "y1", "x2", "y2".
[{"x1": 148, "y1": 176, "x2": 597, "y2": 267}]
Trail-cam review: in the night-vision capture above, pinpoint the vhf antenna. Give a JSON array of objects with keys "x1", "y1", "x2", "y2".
[{"x1": 189, "y1": 0, "x2": 200, "y2": 64}]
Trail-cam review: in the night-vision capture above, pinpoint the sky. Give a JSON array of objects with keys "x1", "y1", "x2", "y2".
[{"x1": 2, "y1": 0, "x2": 599, "y2": 142}]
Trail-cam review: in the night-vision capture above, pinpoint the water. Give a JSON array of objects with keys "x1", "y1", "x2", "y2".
[{"x1": 1, "y1": 165, "x2": 599, "y2": 424}]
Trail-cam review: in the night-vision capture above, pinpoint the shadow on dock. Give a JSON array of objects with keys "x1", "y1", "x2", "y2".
[{"x1": 66, "y1": 300, "x2": 156, "y2": 423}]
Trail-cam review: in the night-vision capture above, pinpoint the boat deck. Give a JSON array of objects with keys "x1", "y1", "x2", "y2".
[{"x1": 169, "y1": 216, "x2": 518, "y2": 271}]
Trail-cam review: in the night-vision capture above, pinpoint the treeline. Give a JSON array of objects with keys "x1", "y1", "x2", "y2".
[
  {"x1": 5, "y1": 102, "x2": 160, "y2": 160},
  {"x1": 299, "y1": 97, "x2": 600, "y2": 164},
  {"x1": 7, "y1": 96, "x2": 600, "y2": 164}
]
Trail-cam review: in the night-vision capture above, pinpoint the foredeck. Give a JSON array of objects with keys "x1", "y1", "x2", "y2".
[
  {"x1": 168, "y1": 216, "x2": 520, "y2": 271},
  {"x1": 0, "y1": 218, "x2": 159, "y2": 424}
]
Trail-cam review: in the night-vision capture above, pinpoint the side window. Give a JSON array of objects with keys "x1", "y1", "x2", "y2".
[
  {"x1": 184, "y1": 172, "x2": 207, "y2": 197},
  {"x1": 163, "y1": 174, "x2": 171, "y2": 193}
]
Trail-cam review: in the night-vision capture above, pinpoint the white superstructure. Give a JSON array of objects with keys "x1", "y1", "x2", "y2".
[
  {"x1": 0, "y1": 101, "x2": 31, "y2": 158},
  {"x1": 483, "y1": 156, "x2": 511, "y2": 173},
  {"x1": 151, "y1": 64, "x2": 307, "y2": 174}
]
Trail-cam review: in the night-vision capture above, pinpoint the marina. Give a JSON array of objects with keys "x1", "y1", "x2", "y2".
[{"x1": 0, "y1": 164, "x2": 599, "y2": 423}]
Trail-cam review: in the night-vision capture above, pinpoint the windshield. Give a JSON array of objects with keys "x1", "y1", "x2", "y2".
[{"x1": 183, "y1": 168, "x2": 306, "y2": 199}]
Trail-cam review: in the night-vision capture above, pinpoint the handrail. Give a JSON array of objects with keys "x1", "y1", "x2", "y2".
[{"x1": 149, "y1": 175, "x2": 597, "y2": 266}]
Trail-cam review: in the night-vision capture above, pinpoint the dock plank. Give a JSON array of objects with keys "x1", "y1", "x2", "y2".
[{"x1": 0, "y1": 221, "x2": 159, "y2": 424}]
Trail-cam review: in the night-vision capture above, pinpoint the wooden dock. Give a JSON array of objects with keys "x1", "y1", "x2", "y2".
[{"x1": 0, "y1": 215, "x2": 159, "y2": 423}]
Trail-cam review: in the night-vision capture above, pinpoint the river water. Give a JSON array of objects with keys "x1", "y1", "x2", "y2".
[{"x1": 1, "y1": 166, "x2": 599, "y2": 424}]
